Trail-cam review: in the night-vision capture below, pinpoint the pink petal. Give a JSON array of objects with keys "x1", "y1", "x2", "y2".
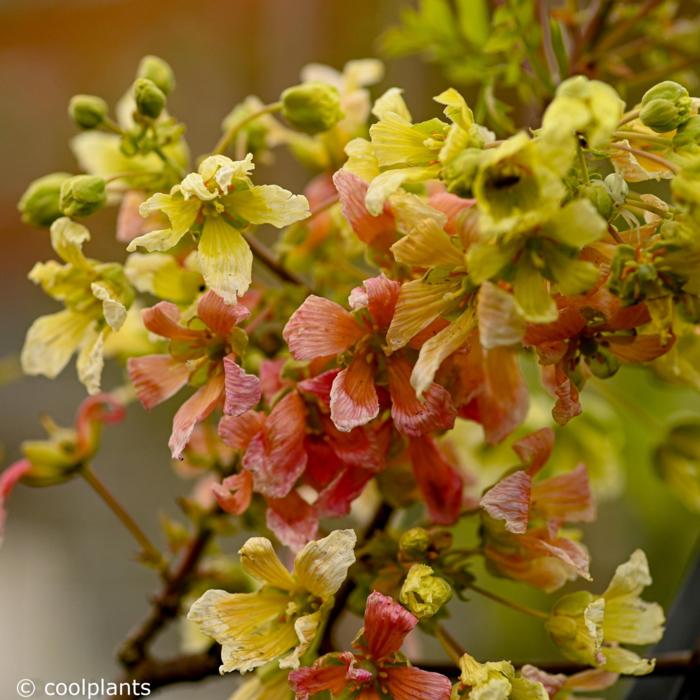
[
  {"x1": 513, "y1": 427, "x2": 555, "y2": 475},
  {"x1": 323, "y1": 417, "x2": 392, "y2": 472},
  {"x1": 607, "y1": 333, "x2": 673, "y2": 362},
  {"x1": 408, "y1": 436, "x2": 463, "y2": 525},
  {"x1": 304, "y1": 437, "x2": 345, "y2": 490},
  {"x1": 142, "y1": 302, "x2": 202, "y2": 341},
  {"x1": 333, "y1": 170, "x2": 396, "y2": 250},
  {"x1": 265, "y1": 491, "x2": 318, "y2": 552},
  {"x1": 542, "y1": 364, "x2": 581, "y2": 425},
  {"x1": 531, "y1": 464, "x2": 596, "y2": 523},
  {"x1": 169, "y1": 374, "x2": 225, "y2": 459},
  {"x1": 244, "y1": 392, "x2": 307, "y2": 498},
  {"x1": 428, "y1": 190, "x2": 475, "y2": 235},
  {"x1": 117, "y1": 190, "x2": 159, "y2": 243},
  {"x1": 0, "y1": 460, "x2": 31, "y2": 544},
  {"x1": 259, "y1": 359, "x2": 289, "y2": 403},
  {"x1": 298, "y1": 369, "x2": 339, "y2": 408},
  {"x1": 212, "y1": 471, "x2": 253, "y2": 515},
  {"x1": 481, "y1": 471, "x2": 532, "y2": 534},
  {"x1": 519, "y1": 665, "x2": 567, "y2": 696},
  {"x1": 218, "y1": 410, "x2": 265, "y2": 450},
  {"x1": 361, "y1": 275, "x2": 401, "y2": 331},
  {"x1": 289, "y1": 652, "x2": 368, "y2": 699},
  {"x1": 75, "y1": 393, "x2": 126, "y2": 452},
  {"x1": 384, "y1": 666, "x2": 452, "y2": 700},
  {"x1": 531, "y1": 530, "x2": 591, "y2": 580},
  {"x1": 128, "y1": 355, "x2": 190, "y2": 410},
  {"x1": 362, "y1": 591, "x2": 417, "y2": 660},
  {"x1": 283, "y1": 295, "x2": 365, "y2": 361},
  {"x1": 388, "y1": 354, "x2": 455, "y2": 437},
  {"x1": 330, "y1": 356, "x2": 379, "y2": 432},
  {"x1": 222, "y1": 355, "x2": 261, "y2": 416},
  {"x1": 197, "y1": 290, "x2": 250, "y2": 337},
  {"x1": 315, "y1": 465, "x2": 374, "y2": 518}
]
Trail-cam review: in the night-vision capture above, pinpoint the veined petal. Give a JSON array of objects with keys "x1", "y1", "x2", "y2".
[
  {"x1": 384, "y1": 666, "x2": 452, "y2": 700},
  {"x1": 391, "y1": 218, "x2": 464, "y2": 269},
  {"x1": 76, "y1": 325, "x2": 106, "y2": 395},
  {"x1": 289, "y1": 654, "x2": 358, "y2": 698},
  {"x1": 293, "y1": 528, "x2": 357, "y2": 600},
  {"x1": 244, "y1": 391, "x2": 307, "y2": 499},
  {"x1": 513, "y1": 428, "x2": 555, "y2": 474},
  {"x1": 90, "y1": 282, "x2": 127, "y2": 331},
  {"x1": 603, "y1": 549, "x2": 653, "y2": 600},
  {"x1": 132, "y1": 192, "x2": 199, "y2": 247},
  {"x1": 333, "y1": 170, "x2": 396, "y2": 249},
  {"x1": 372, "y1": 87, "x2": 412, "y2": 122},
  {"x1": 124, "y1": 253, "x2": 202, "y2": 305},
  {"x1": 428, "y1": 190, "x2": 475, "y2": 234},
  {"x1": 359, "y1": 274, "x2": 401, "y2": 331},
  {"x1": 223, "y1": 355, "x2": 261, "y2": 416},
  {"x1": 284, "y1": 295, "x2": 365, "y2": 360},
  {"x1": 223, "y1": 185, "x2": 310, "y2": 228},
  {"x1": 600, "y1": 647, "x2": 655, "y2": 676},
  {"x1": 531, "y1": 464, "x2": 596, "y2": 523},
  {"x1": 343, "y1": 137, "x2": 380, "y2": 182},
  {"x1": 198, "y1": 216, "x2": 253, "y2": 303},
  {"x1": 198, "y1": 290, "x2": 250, "y2": 337},
  {"x1": 126, "y1": 226, "x2": 190, "y2": 253},
  {"x1": 238, "y1": 536, "x2": 296, "y2": 590},
  {"x1": 412, "y1": 307, "x2": 475, "y2": 397},
  {"x1": 514, "y1": 260, "x2": 558, "y2": 324},
  {"x1": 606, "y1": 333, "x2": 672, "y2": 362},
  {"x1": 218, "y1": 411, "x2": 265, "y2": 450},
  {"x1": 386, "y1": 279, "x2": 462, "y2": 352},
  {"x1": 50, "y1": 217, "x2": 90, "y2": 266},
  {"x1": 478, "y1": 282, "x2": 525, "y2": 349},
  {"x1": 481, "y1": 471, "x2": 532, "y2": 534},
  {"x1": 169, "y1": 374, "x2": 224, "y2": 459},
  {"x1": 212, "y1": 471, "x2": 253, "y2": 516},
  {"x1": 266, "y1": 492, "x2": 319, "y2": 552},
  {"x1": 365, "y1": 165, "x2": 440, "y2": 216},
  {"x1": 21, "y1": 310, "x2": 92, "y2": 380},
  {"x1": 409, "y1": 436, "x2": 463, "y2": 524},
  {"x1": 279, "y1": 609, "x2": 323, "y2": 669},
  {"x1": 604, "y1": 596, "x2": 665, "y2": 646},
  {"x1": 363, "y1": 590, "x2": 417, "y2": 660},
  {"x1": 388, "y1": 354, "x2": 455, "y2": 437},
  {"x1": 141, "y1": 301, "x2": 199, "y2": 340},
  {"x1": 330, "y1": 356, "x2": 379, "y2": 432}
]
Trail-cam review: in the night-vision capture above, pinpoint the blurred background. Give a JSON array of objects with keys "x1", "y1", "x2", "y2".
[{"x1": 0, "y1": 1, "x2": 698, "y2": 699}]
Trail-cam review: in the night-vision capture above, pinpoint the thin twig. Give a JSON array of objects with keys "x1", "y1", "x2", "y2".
[
  {"x1": 243, "y1": 230, "x2": 312, "y2": 291},
  {"x1": 467, "y1": 583, "x2": 549, "y2": 620}
]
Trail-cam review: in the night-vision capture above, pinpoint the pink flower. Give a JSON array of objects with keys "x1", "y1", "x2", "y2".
[
  {"x1": 128, "y1": 291, "x2": 261, "y2": 458},
  {"x1": 289, "y1": 591, "x2": 452, "y2": 700}
]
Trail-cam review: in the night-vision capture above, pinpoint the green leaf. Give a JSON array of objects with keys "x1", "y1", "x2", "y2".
[{"x1": 456, "y1": 0, "x2": 490, "y2": 48}]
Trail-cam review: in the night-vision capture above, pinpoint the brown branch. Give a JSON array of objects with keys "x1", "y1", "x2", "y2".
[{"x1": 243, "y1": 230, "x2": 312, "y2": 291}]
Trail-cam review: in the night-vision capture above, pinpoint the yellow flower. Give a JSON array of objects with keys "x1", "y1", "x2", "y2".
[
  {"x1": 128, "y1": 153, "x2": 309, "y2": 302},
  {"x1": 188, "y1": 529, "x2": 356, "y2": 674},
  {"x1": 453, "y1": 653, "x2": 548, "y2": 699},
  {"x1": 546, "y1": 550, "x2": 665, "y2": 675},
  {"x1": 21, "y1": 218, "x2": 134, "y2": 393}
]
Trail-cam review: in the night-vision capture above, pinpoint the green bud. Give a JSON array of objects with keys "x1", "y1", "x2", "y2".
[
  {"x1": 59, "y1": 175, "x2": 107, "y2": 218},
  {"x1": 673, "y1": 116, "x2": 700, "y2": 151},
  {"x1": 68, "y1": 94, "x2": 108, "y2": 130},
  {"x1": 581, "y1": 180, "x2": 613, "y2": 219},
  {"x1": 442, "y1": 148, "x2": 483, "y2": 196},
  {"x1": 640, "y1": 81, "x2": 692, "y2": 132},
  {"x1": 281, "y1": 82, "x2": 343, "y2": 135},
  {"x1": 18, "y1": 172, "x2": 72, "y2": 227},
  {"x1": 399, "y1": 563, "x2": 452, "y2": 618},
  {"x1": 587, "y1": 347, "x2": 621, "y2": 379},
  {"x1": 134, "y1": 78, "x2": 166, "y2": 119},
  {"x1": 137, "y1": 55, "x2": 175, "y2": 95},
  {"x1": 398, "y1": 527, "x2": 430, "y2": 557}
]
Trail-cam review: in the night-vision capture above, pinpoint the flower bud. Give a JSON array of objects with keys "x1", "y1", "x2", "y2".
[
  {"x1": 60, "y1": 175, "x2": 107, "y2": 218},
  {"x1": 20, "y1": 436, "x2": 84, "y2": 487},
  {"x1": 68, "y1": 94, "x2": 108, "y2": 130},
  {"x1": 137, "y1": 55, "x2": 175, "y2": 95},
  {"x1": 640, "y1": 81, "x2": 692, "y2": 132},
  {"x1": 281, "y1": 82, "x2": 343, "y2": 135},
  {"x1": 673, "y1": 116, "x2": 700, "y2": 151},
  {"x1": 399, "y1": 563, "x2": 452, "y2": 618},
  {"x1": 398, "y1": 527, "x2": 430, "y2": 557},
  {"x1": 134, "y1": 78, "x2": 166, "y2": 119},
  {"x1": 18, "y1": 172, "x2": 72, "y2": 227},
  {"x1": 587, "y1": 347, "x2": 621, "y2": 379}
]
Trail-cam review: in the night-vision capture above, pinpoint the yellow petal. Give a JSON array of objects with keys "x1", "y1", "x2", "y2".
[
  {"x1": 293, "y1": 529, "x2": 356, "y2": 599},
  {"x1": 390, "y1": 218, "x2": 464, "y2": 269},
  {"x1": 278, "y1": 609, "x2": 323, "y2": 669},
  {"x1": 223, "y1": 185, "x2": 310, "y2": 228},
  {"x1": 197, "y1": 216, "x2": 253, "y2": 303},
  {"x1": 239, "y1": 537, "x2": 296, "y2": 590},
  {"x1": 76, "y1": 325, "x2": 106, "y2": 395},
  {"x1": 365, "y1": 164, "x2": 440, "y2": 215},
  {"x1": 50, "y1": 217, "x2": 90, "y2": 267},
  {"x1": 90, "y1": 282, "x2": 127, "y2": 330},
  {"x1": 124, "y1": 253, "x2": 202, "y2": 304},
  {"x1": 371, "y1": 87, "x2": 412, "y2": 121},
  {"x1": 21, "y1": 310, "x2": 92, "y2": 379},
  {"x1": 343, "y1": 138, "x2": 379, "y2": 182},
  {"x1": 600, "y1": 646, "x2": 655, "y2": 676},
  {"x1": 604, "y1": 550, "x2": 652, "y2": 600}
]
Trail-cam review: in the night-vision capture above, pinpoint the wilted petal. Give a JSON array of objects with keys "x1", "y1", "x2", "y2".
[
  {"x1": 361, "y1": 275, "x2": 401, "y2": 331},
  {"x1": 478, "y1": 282, "x2": 525, "y2": 349},
  {"x1": 409, "y1": 436, "x2": 463, "y2": 525},
  {"x1": 128, "y1": 354, "x2": 190, "y2": 410},
  {"x1": 513, "y1": 428, "x2": 555, "y2": 474},
  {"x1": 315, "y1": 465, "x2": 374, "y2": 517},
  {"x1": 223, "y1": 355, "x2": 261, "y2": 416},
  {"x1": 363, "y1": 590, "x2": 417, "y2": 660},
  {"x1": 542, "y1": 364, "x2": 582, "y2": 426},
  {"x1": 76, "y1": 325, "x2": 106, "y2": 395},
  {"x1": 391, "y1": 218, "x2": 464, "y2": 269},
  {"x1": 531, "y1": 464, "x2": 596, "y2": 523},
  {"x1": 212, "y1": 471, "x2": 253, "y2": 516},
  {"x1": 481, "y1": 471, "x2": 532, "y2": 534},
  {"x1": 289, "y1": 653, "x2": 360, "y2": 699},
  {"x1": 197, "y1": 290, "x2": 250, "y2": 337},
  {"x1": 606, "y1": 333, "x2": 673, "y2": 362},
  {"x1": 244, "y1": 391, "x2": 307, "y2": 498},
  {"x1": 330, "y1": 356, "x2": 379, "y2": 432},
  {"x1": 218, "y1": 411, "x2": 265, "y2": 450},
  {"x1": 266, "y1": 492, "x2": 319, "y2": 553},
  {"x1": 284, "y1": 295, "x2": 365, "y2": 360},
  {"x1": 384, "y1": 666, "x2": 452, "y2": 700},
  {"x1": 238, "y1": 536, "x2": 296, "y2": 590},
  {"x1": 388, "y1": 354, "x2": 455, "y2": 437},
  {"x1": 169, "y1": 374, "x2": 225, "y2": 459}
]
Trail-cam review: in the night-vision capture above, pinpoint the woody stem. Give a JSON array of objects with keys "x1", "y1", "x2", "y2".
[
  {"x1": 81, "y1": 465, "x2": 165, "y2": 571},
  {"x1": 467, "y1": 584, "x2": 549, "y2": 620},
  {"x1": 242, "y1": 230, "x2": 312, "y2": 291},
  {"x1": 435, "y1": 625, "x2": 464, "y2": 665}
]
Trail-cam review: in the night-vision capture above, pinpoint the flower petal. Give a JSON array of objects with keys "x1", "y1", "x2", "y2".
[
  {"x1": 513, "y1": 428, "x2": 555, "y2": 474},
  {"x1": 481, "y1": 471, "x2": 532, "y2": 534},
  {"x1": 0, "y1": 460, "x2": 31, "y2": 546},
  {"x1": 478, "y1": 282, "x2": 525, "y2": 349},
  {"x1": 384, "y1": 666, "x2": 452, "y2": 700},
  {"x1": 197, "y1": 290, "x2": 250, "y2": 337},
  {"x1": 169, "y1": 374, "x2": 225, "y2": 459},
  {"x1": 218, "y1": 411, "x2": 265, "y2": 450},
  {"x1": 361, "y1": 275, "x2": 401, "y2": 331},
  {"x1": 266, "y1": 492, "x2": 319, "y2": 552},
  {"x1": 363, "y1": 590, "x2": 417, "y2": 660},
  {"x1": 212, "y1": 471, "x2": 253, "y2": 516},
  {"x1": 293, "y1": 528, "x2": 357, "y2": 600},
  {"x1": 330, "y1": 356, "x2": 379, "y2": 432},
  {"x1": 223, "y1": 355, "x2": 261, "y2": 416},
  {"x1": 284, "y1": 295, "x2": 365, "y2": 360},
  {"x1": 238, "y1": 536, "x2": 296, "y2": 589},
  {"x1": 223, "y1": 185, "x2": 310, "y2": 228},
  {"x1": 531, "y1": 464, "x2": 596, "y2": 523},
  {"x1": 391, "y1": 218, "x2": 465, "y2": 269},
  {"x1": 128, "y1": 355, "x2": 190, "y2": 410},
  {"x1": 142, "y1": 301, "x2": 202, "y2": 341}
]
